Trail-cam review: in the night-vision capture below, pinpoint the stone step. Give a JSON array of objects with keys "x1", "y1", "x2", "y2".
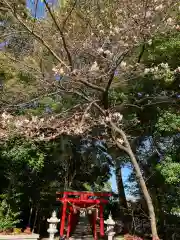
[{"x1": 70, "y1": 216, "x2": 94, "y2": 239}]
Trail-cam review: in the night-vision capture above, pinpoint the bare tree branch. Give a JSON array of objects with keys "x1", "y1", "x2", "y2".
[
  {"x1": 2, "y1": 0, "x2": 70, "y2": 70},
  {"x1": 143, "y1": 99, "x2": 178, "y2": 107},
  {"x1": 62, "y1": 0, "x2": 77, "y2": 31},
  {"x1": 4, "y1": 54, "x2": 42, "y2": 74},
  {"x1": 102, "y1": 49, "x2": 131, "y2": 109},
  {"x1": 79, "y1": 79, "x2": 105, "y2": 93},
  {"x1": 138, "y1": 42, "x2": 146, "y2": 63},
  {"x1": 1, "y1": 90, "x2": 62, "y2": 111},
  {"x1": 79, "y1": 101, "x2": 96, "y2": 129},
  {"x1": 43, "y1": 0, "x2": 73, "y2": 70}
]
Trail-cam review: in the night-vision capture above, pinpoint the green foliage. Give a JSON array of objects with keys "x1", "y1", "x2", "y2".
[
  {"x1": 13, "y1": 228, "x2": 22, "y2": 234},
  {"x1": 109, "y1": 89, "x2": 128, "y2": 106},
  {"x1": 0, "y1": 195, "x2": 20, "y2": 231},
  {"x1": 143, "y1": 32, "x2": 180, "y2": 69},
  {"x1": 2, "y1": 138, "x2": 45, "y2": 172},
  {"x1": 0, "y1": 1, "x2": 180, "y2": 237},
  {"x1": 157, "y1": 156, "x2": 180, "y2": 184},
  {"x1": 17, "y1": 71, "x2": 36, "y2": 84},
  {"x1": 156, "y1": 111, "x2": 180, "y2": 134},
  {"x1": 83, "y1": 181, "x2": 112, "y2": 192}
]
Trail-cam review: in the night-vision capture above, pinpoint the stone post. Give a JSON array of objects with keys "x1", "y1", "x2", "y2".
[
  {"x1": 104, "y1": 213, "x2": 116, "y2": 240},
  {"x1": 47, "y1": 211, "x2": 60, "y2": 240}
]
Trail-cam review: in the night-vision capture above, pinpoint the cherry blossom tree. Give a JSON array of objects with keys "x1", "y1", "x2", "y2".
[{"x1": 0, "y1": 0, "x2": 179, "y2": 238}]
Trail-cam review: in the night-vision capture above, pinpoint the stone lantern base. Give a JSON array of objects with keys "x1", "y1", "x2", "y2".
[{"x1": 0, "y1": 234, "x2": 39, "y2": 240}]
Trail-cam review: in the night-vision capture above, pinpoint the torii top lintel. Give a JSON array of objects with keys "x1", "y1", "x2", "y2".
[{"x1": 56, "y1": 191, "x2": 112, "y2": 204}]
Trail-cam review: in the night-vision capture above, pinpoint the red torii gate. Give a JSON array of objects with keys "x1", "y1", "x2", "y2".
[{"x1": 56, "y1": 191, "x2": 112, "y2": 240}]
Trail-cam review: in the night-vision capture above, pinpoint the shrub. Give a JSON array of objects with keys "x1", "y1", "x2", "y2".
[{"x1": 0, "y1": 194, "x2": 20, "y2": 232}]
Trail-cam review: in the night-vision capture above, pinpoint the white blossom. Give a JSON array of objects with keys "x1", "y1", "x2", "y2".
[
  {"x1": 104, "y1": 50, "x2": 113, "y2": 58},
  {"x1": 59, "y1": 68, "x2": 64, "y2": 75},
  {"x1": 133, "y1": 36, "x2": 138, "y2": 42},
  {"x1": 97, "y1": 47, "x2": 104, "y2": 54},
  {"x1": 112, "y1": 112, "x2": 123, "y2": 121},
  {"x1": 105, "y1": 116, "x2": 111, "y2": 122},
  {"x1": 144, "y1": 68, "x2": 151, "y2": 74},
  {"x1": 109, "y1": 30, "x2": 115, "y2": 36},
  {"x1": 72, "y1": 69, "x2": 78, "y2": 75},
  {"x1": 117, "y1": 138, "x2": 124, "y2": 144},
  {"x1": 32, "y1": 116, "x2": 38, "y2": 122},
  {"x1": 75, "y1": 127, "x2": 83, "y2": 134},
  {"x1": 174, "y1": 67, "x2": 180, "y2": 73},
  {"x1": 160, "y1": 63, "x2": 169, "y2": 69},
  {"x1": 167, "y1": 18, "x2": 173, "y2": 25},
  {"x1": 90, "y1": 61, "x2": 99, "y2": 72},
  {"x1": 39, "y1": 133, "x2": 45, "y2": 140},
  {"x1": 97, "y1": 24, "x2": 102, "y2": 29},
  {"x1": 155, "y1": 4, "x2": 164, "y2": 11},
  {"x1": 145, "y1": 11, "x2": 152, "y2": 18},
  {"x1": 114, "y1": 26, "x2": 120, "y2": 33},
  {"x1": 119, "y1": 40, "x2": 125, "y2": 46},
  {"x1": 147, "y1": 39, "x2": 152, "y2": 46},
  {"x1": 120, "y1": 61, "x2": 127, "y2": 69},
  {"x1": 2, "y1": 112, "x2": 12, "y2": 120},
  {"x1": 84, "y1": 113, "x2": 90, "y2": 118},
  {"x1": 15, "y1": 120, "x2": 23, "y2": 128},
  {"x1": 175, "y1": 25, "x2": 180, "y2": 30},
  {"x1": 52, "y1": 66, "x2": 58, "y2": 73},
  {"x1": 24, "y1": 119, "x2": 30, "y2": 124},
  {"x1": 104, "y1": 49, "x2": 111, "y2": 55},
  {"x1": 132, "y1": 14, "x2": 138, "y2": 19}
]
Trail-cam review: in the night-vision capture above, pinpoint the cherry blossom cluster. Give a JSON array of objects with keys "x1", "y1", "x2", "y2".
[{"x1": 144, "y1": 63, "x2": 174, "y2": 83}]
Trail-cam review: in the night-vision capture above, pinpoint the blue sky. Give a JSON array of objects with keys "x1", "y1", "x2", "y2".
[
  {"x1": 26, "y1": 0, "x2": 46, "y2": 18},
  {"x1": 111, "y1": 166, "x2": 131, "y2": 197},
  {"x1": 26, "y1": 0, "x2": 58, "y2": 18},
  {"x1": 26, "y1": 0, "x2": 132, "y2": 197}
]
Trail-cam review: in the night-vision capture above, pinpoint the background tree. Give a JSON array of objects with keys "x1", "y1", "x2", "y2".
[
  {"x1": 0, "y1": 0, "x2": 179, "y2": 239},
  {"x1": 0, "y1": 134, "x2": 112, "y2": 233}
]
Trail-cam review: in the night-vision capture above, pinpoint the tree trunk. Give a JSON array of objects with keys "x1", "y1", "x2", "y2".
[
  {"x1": 115, "y1": 162, "x2": 128, "y2": 209},
  {"x1": 127, "y1": 148, "x2": 159, "y2": 239},
  {"x1": 110, "y1": 122, "x2": 159, "y2": 240},
  {"x1": 32, "y1": 206, "x2": 39, "y2": 233},
  {"x1": 28, "y1": 206, "x2": 33, "y2": 228}
]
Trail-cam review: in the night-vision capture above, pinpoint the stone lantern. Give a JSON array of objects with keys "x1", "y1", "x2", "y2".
[
  {"x1": 47, "y1": 211, "x2": 60, "y2": 240},
  {"x1": 104, "y1": 213, "x2": 116, "y2": 240}
]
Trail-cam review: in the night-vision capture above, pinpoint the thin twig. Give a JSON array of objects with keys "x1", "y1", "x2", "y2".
[
  {"x1": 79, "y1": 101, "x2": 96, "y2": 129},
  {"x1": 5, "y1": 54, "x2": 42, "y2": 74},
  {"x1": 2, "y1": 0, "x2": 70, "y2": 70},
  {"x1": 102, "y1": 49, "x2": 132, "y2": 109},
  {"x1": 79, "y1": 79, "x2": 105, "y2": 93},
  {"x1": 62, "y1": 0, "x2": 77, "y2": 31},
  {"x1": 43, "y1": 0, "x2": 73, "y2": 70},
  {"x1": 2, "y1": 90, "x2": 62, "y2": 110}
]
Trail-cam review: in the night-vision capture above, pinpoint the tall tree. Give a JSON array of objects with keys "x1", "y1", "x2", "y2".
[{"x1": 0, "y1": 0, "x2": 179, "y2": 238}]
